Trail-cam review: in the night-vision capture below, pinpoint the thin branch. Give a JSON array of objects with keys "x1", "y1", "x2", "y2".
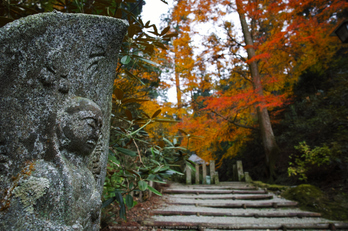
[
  {"x1": 208, "y1": 109, "x2": 259, "y2": 130},
  {"x1": 234, "y1": 69, "x2": 253, "y2": 83},
  {"x1": 132, "y1": 139, "x2": 143, "y2": 165}
]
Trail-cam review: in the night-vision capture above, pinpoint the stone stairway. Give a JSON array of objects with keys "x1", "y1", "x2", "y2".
[{"x1": 142, "y1": 182, "x2": 348, "y2": 230}]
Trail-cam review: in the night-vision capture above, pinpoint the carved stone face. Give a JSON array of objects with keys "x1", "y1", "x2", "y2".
[{"x1": 59, "y1": 98, "x2": 103, "y2": 156}]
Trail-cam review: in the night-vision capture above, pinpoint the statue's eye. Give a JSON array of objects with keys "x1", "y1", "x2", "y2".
[{"x1": 85, "y1": 118, "x2": 96, "y2": 128}]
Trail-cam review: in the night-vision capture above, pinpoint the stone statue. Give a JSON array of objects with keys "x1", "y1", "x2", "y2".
[
  {"x1": 2, "y1": 97, "x2": 103, "y2": 230},
  {"x1": 0, "y1": 12, "x2": 128, "y2": 230}
]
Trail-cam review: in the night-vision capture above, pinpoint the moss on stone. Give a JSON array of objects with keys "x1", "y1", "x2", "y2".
[
  {"x1": 252, "y1": 181, "x2": 288, "y2": 191},
  {"x1": 282, "y1": 184, "x2": 348, "y2": 221},
  {"x1": 13, "y1": 176, "x2": 50, "y2": 213}
]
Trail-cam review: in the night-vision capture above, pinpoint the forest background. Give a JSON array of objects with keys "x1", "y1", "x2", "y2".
[{"x1": 1, "y1": 0, "x2": 348, "y2": 224}]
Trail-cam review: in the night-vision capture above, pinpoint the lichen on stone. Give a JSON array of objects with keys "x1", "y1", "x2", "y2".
[{"x1": 12, "y1": 176, "x2": 50, "y2": 213}]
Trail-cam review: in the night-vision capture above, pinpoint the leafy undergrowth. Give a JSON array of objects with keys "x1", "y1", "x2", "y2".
[
  {"x1": 281, "y1": 184, "x2": 348, "y2": 221},
  {"x1": 101, "y1": 194, "x2": 167, "y2": 231}
]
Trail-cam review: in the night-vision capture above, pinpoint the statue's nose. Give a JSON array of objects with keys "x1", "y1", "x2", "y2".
[{"x1": 93, "y1": 128, "x2": 101, "y2": 139}]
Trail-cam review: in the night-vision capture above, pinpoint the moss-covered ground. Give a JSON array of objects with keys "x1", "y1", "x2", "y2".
[{"x1": 253, "y1": 181, "x2": 348, "y2": 221}]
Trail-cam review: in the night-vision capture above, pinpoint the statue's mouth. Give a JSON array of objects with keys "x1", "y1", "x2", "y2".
[{"x1": 86, "y1": 139, "x2": 97, "y2": 147}]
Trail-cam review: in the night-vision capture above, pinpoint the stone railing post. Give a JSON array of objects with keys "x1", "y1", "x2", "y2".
[
  {"x1": 210, "y1": 160, "x2": 215, "y2": 184},
  {"x1": 214, "y1": 171, "x2": 220, "y2": 184},
  {"x1": 195, "y1": 164, "x2": 200, "y2": 184},
  {"x1": 0, "y1": 13, "x2": 128, "y2": 230},
  {"x1": 244, "y1": 172, "x2": 252, "y2": 183},
  {"x1": 237, "y1": 160, "x2": 244, "y2": 181},
  {"x1": 202, "y1": 162, "x2": 207, "y2": 184},
  {"x1": 186, "y1": 164, "x2": 192, "y2": 185}
]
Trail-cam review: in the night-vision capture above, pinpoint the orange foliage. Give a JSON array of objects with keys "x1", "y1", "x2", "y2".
[{"x1": 163, "y1": 0, "x2": 347, "y2": 165}]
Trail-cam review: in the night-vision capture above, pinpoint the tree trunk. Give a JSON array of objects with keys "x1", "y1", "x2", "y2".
[
  {"x1": 175, "y1": 70, "x2": 182, "y2": 119},
  {"x1": 236, "y1": 0, "x2": 279, "y2": 180}
]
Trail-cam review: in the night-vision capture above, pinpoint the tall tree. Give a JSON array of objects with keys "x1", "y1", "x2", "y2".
[{"x1": 236, "y1": 0, "x2": 279, "y2": 178}]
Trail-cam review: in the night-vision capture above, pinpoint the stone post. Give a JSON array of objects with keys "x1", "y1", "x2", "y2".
[
  {"x1": 202, "y1": 162, "x2": 207, "y2": 184},
  {"x1": 237, "y1": 160, "x2": 244, "y2": 181},
  {"x1": 0, "y1": 13, "x2": 128, "y2": 230},
  {"x1": 195, "y1": 164, "x2": 200, "y2": 184},
  {"x1": 186, "y1": 164, "x2": 192, "y2": 185},
  {"x1": 210, "y1": 160, "x2": 215, "y2": 184},
  {"x1": 244, "y1": 172, "x2": 252, "y2": 183},
  {"x1": 214, "y1": 171, "x2": 220, "y2": 184}
]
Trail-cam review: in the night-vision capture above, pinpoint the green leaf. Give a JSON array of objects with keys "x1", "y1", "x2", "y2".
[
  {"x1": 186, "y1": 160, "x2": 196, "y2": 172},
  {"x1": 113, "y1": 88, "x2": 124, "y2": 100},
  {"x1": 124, "y1": 69, "x2": 145, "y2": 85},
  {"x1": 159, "y1": 166, "x2": 170, "y2": 172},
  {"x1": 167, "y1": 168, "x2": 184, "y2": 175},
  {"x1": 115, "y1": 147, "x2": 137, "y2": 157},
  {"x1": 160, "y1": 26, "x2": 170, "y2": 36},
  {"x1": 138, "y1": 57, "x2": 160, "y2": 67},
  {"x1": 151, "y1": 147, "x2": 155, "y2": 158},
  {"x1": 163, "y1": 137, "x2": 174, "y2": 146},
  {"x1": 154, "y1": 41, "x2": 168, "y2": 50},
  {"x1": 125, "y1": 109, "x2": 133, "y2": 121},
  {"x1": 102, "y1": 197, "x2": 116, "y2": 208},
  {"x1": 126, "y1": 169, "x2": 141, "y2": 178},
  {"x1": 154, "y1": 118, "x2": 179, "y2": 123},
  {"x1": 152, "y1": 165, "x2": 162, "y2": 173},
  {"x1": 125, "y1": 194, "x2": 134, "y2": 209},
  {"x1": 121, "y1": 98, "x2": 149, "y2": 104},
  {"x1": 147, "y1": 174, "x2": 156, "y2": 181},
  {"x1": 142, "y1": 112, "x2": 150, "y2": 118},
  {"x1": 151, "y1": 109, "x2": 162, "y2": 119},
  {"x1": 108, "y1": 153, "x2": 120, "y2": 166},
  {"x1": 178, "y1": 129, "x2": 188, "y2": 135},
  {"x1": 163, "y1": 32, "x2": 178, "y2": 39},
  {"x1": 120, "y1": 55, "x2": 131, "y2": 65},
  {"x1": 164, "y1": 146, "x2": 187, "y2": 151},
  {"x1": 151, "y1": 179, "x2": 166, "y2": 184},
  {"x1": 150, "y1": 159, "x2": 160, "y2": 165},
  {"x1": 138, "y1": 180, "x2": 148, "y2": 191},
  {"x1": 148, "y1": 185, "x2": 162, "y2": 196},
  {"x1": 114, "y1": 191, "x2": 126, "y2": 219}
]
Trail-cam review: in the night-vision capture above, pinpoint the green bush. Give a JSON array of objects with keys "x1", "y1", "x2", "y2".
[{"x1": 288, "y1": 141, "x2": 341, "y2": 181}]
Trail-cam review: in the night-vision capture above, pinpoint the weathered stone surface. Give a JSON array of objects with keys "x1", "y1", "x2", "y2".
[
  {"x1": 195, "y1": 164, "x2": 199, "y2": 184},
  {"x1": 210, "y1": 160, "x2": 215, "y2": 184},
  {"x1": 202, "y1": 162, "x2": 207, "y2": 184},
  {"x1": 237, "y1": 160, "x2": 244, "y2": 181},
  {"x1": 186, "y1": 165, "x2": 192, "y2": 185},
  {"x1": 0, "y1": 12, "x2": 127, "y2": 230}
]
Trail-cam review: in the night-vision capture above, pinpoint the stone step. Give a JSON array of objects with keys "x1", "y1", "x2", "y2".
[
  {"x1": 163, "y1": 189, "x2": 267, "y2": 194},
  {"x1": 151, "y1": 210, "x2": 321, "y2": 218},
  {"x1": 142, "y1": 182, "x2": 348, "y2": 230},
  {"x1": 166, "y1": 201, "x2": 298, "y2": 208},
  {"x1": 168, "y1": 194, "x2": 273, "y2": 200},
  {"x1": 169, "y1": 185, "x2": 257, "y2": 190},
  {"x1": 142, "y1": 220, "x2": 348, "y2": 230}
]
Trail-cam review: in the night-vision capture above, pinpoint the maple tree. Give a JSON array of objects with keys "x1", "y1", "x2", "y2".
[{"x1": 165, "y1": 0, "x2": 347, "y2": 178}]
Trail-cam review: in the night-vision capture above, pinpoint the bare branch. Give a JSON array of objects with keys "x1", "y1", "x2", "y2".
[{"x1": 208, "y1": 109, "x2": 259, "y2": 130}]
